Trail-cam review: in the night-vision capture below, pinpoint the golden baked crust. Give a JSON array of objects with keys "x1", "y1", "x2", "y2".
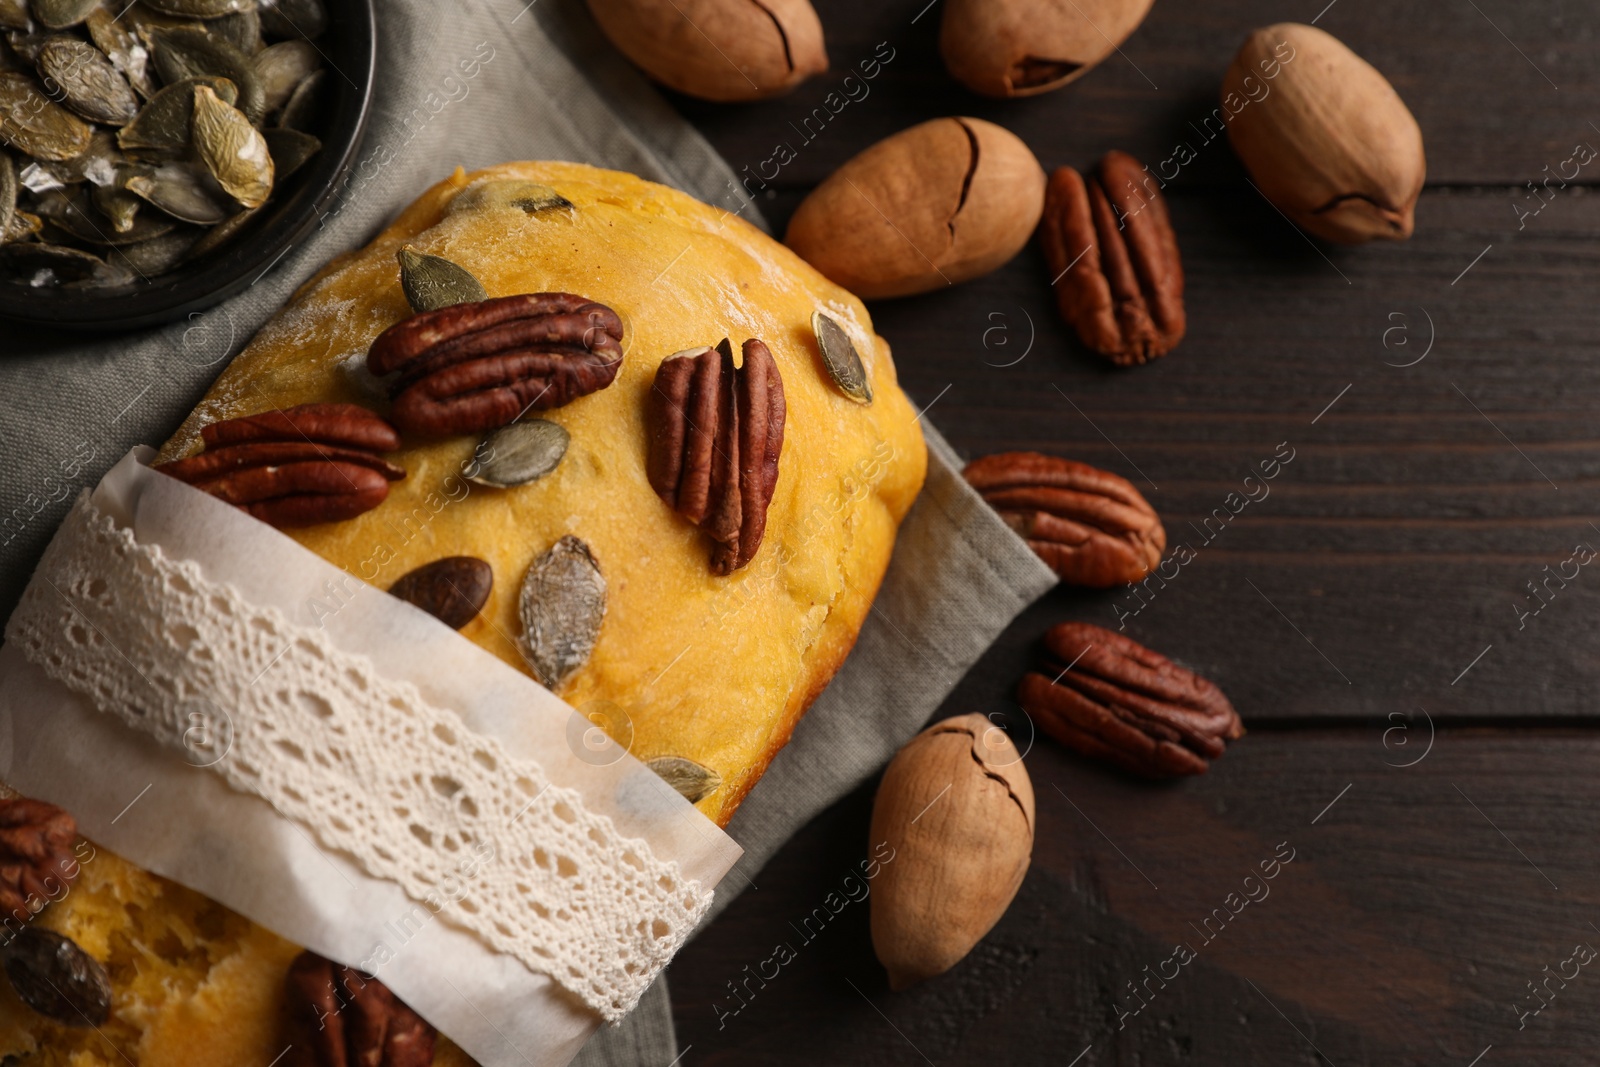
[
  {"x1": 162, "y1": 159, "x2": 925, "y2": 826},
  {"x1": 7, "y1": 161, "x2": 924, "y2": 1063}
]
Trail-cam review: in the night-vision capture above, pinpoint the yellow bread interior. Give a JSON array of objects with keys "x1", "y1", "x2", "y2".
[
  {"x1": 7, "y1": 161, "x2": 925, "y2": 1063},
  {"x1": 0, "y1": 848, "x2": 474, "y2": 1067}
]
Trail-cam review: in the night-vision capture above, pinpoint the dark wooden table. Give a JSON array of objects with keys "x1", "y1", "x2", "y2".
[{"x1": 665, "y1": 1, "x2": 1600, "y2": 1063}]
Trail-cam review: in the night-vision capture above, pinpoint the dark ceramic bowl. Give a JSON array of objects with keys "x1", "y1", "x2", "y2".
[{"x1": 0, "y1": 0, "x2": 375, "y2": 332}]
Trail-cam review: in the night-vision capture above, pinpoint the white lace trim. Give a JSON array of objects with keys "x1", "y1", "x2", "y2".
[{"x1": 6, "y1": 491, "x2": 710, "y2": 1021}]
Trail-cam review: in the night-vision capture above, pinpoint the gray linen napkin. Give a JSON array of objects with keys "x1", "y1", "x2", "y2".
[{"x1": 0, "y1": 0, "x2": 1057, "y2": 1062}]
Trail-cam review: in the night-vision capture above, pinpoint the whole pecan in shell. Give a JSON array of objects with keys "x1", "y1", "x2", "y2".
[
  {"x1": 1017, "y1": 623, "x2": 1242, "y2": 778},
  {"x1": 284, "y1": 950, "x2": 435, "y2": 1067},
  {"x1": 964, "y1": 451, "x2": 1164, "y2": 587},
  {"x1": 367, "y1": 293, "x2": 624, "y2": 437},
  {"x1": 155, "y1": 404, "x2": 405, "y2": 529},
  {"x1": 648, "y1": 338, "x2": 786, "y2": 574},
  {"x1": 0, "y1": 797, "x2": 79, "y2": 920},
  {"x1": 1040, "y1": 151, "x2": 1184, "y2": 366}
]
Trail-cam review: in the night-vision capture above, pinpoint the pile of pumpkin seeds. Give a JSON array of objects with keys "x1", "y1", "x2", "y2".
[{"x1": 0, "y1": 0, "x2": 329, "y2": 288}]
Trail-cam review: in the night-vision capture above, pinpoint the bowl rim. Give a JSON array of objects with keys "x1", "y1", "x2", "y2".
[{"x1": 0, "y1": 0, "x2": 378, "y2": 333}]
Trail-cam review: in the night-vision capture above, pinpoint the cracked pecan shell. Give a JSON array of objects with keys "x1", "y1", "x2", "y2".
[
  {"x1": 1041, "y1": 151, "x2": 1184, "y2": 366},
  {"x1": 1017, "y1": 622, "x2": 1242, "y2": 778},
  {"x1": 367, "y1": 293, "x2": 624, "y2": 437},
  {"x1": 647, "y1": 337, "x2": 785, "y2": 574},
  {"x1": 155, "y1": 404, "x2": 404, "y2": 528},
  {"x1": 284, "y1": 950, "x2": 435, "y2": 1067},
  {"x1": 964, "y1": 451, "x2": 1164, "y2": 587},
  {"x1": 869, "y1": 713, "x2": 1034, "y2": 989},
  {"x1": 0, "y1": 797, "x2": 79, "y2": 920}
]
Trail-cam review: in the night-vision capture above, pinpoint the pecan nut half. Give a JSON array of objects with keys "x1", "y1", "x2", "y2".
[
  {"x1": 284, "y1": 951, "x2": 435, "y2": 1067},
  {"x1": 1040, "y1": 151, "x2": 1184, "y2": 366},
  {"x1": 388, "y1": 556, "x2": 493, "y2": 630},
  {"x1": 1017, "y1": 623, "x2": 1242, "y2": 778},
  {"x1": 367, "y1": 293, "x2": 624, "y2": 437},
  {"x1": 647, "y1": 338, "x2": 785, "y2": 574},
  {"x1": 964, "y1": 451, "x2": 1164, "y2": 587},
  {"x1": 0, "y1": 797, "x2": 79, "y2": 920},
  {"x1": 155, "y1": 404, "x2": 405, "y2": 528}
]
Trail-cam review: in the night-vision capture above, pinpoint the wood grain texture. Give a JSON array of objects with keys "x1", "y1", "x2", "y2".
[
  {"x1": 667, "y1": 0, "x2": 1600, "y2": 1061},
  {"x1": 672, "y1": 730, "x2": 1600, "y2": 1065},
  {"x1": 674, "y1": 0, "x2": 1600, "y2": 722}
]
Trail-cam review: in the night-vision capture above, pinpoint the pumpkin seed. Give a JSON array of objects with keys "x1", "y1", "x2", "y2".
[
  {"x1": 449, "y1": 179, "x2": 575, "y2": 218},
  {"x1": 117, "y1": 75, "x2": 234, "y2": 152},
  {"x1": 388, "y1": 556, "x2": 494, "y2": 630},
  {"x1": 468, "y1": 419, "x2": 569, "y2": 489},
  {"x1": 645, "y1": 756, "x2": 722, "y2": 803},
  {"x1": 257, "y1": 0, "x2": 326, "y2": 40},
  {"x1": 518, "y1": 535, "x2": 605, "y2": 690},
  {"x1": 207, "y1": 4, "x2": 259, "y2": 54},
  {"x1": 141, "y1": 0, "x2": 250, "y2": 16},
  {"x1": 3, "y1": 928, "x2": 113, "y2": 1027},
  {"x1": 0, "y1": 0, "x2": 28, "y2": 31},
  {"x1": 0, "y1": 151, "x2": 14, "y2": 241},
  {"x1": 1, "y1": 0, "x2": 324, "y2": 290},
  {"x1": 274, "y1": 62, "x2": 319, "y2": 128},
  {"x1": 5, "y1": 205, "x2": 38, "y2": 240},
  {"x1": 181, "y1": 199, "x2": 250, "y2": 257},
  {"x1": 66, "y1": 255, "x2": 131, "y2": 286},
  {"x1": 122, "y1": 3, "x2": 202, "y2": 49},
  {"x1": 23, "y1": 127, "x2": 120, "y2": 187},
  {"x1": 0, "y1": 71, "x2": 90, "y2": 159},
  {"x1": 91, "y1": 207, "x2": 171, "y2": 243},
  {"x1": 76, "y1": 128, "x2": 121, "y2": 183},
  {"x1": 35, "y1": 184, "x2": 171, "y2": 243},
  {"x1": 107, "y1": 224, "x2": 195, "y2": 273},
  {"x1": 397, "y1": 243, "x2": 484, "y2": 313},
  {"x1": 29, "y1": 0, "x2": 100, "y2": 30},
  {"x1": 253, "y1": 37, "x2": 313, "y2": 112},
  {"x1": 0, "y1": 238, "x2": 111, "y2": 283},
  {"x1": 37, "y1": 37, "x2": 139, "y2": 126},
  {"x1": 30, "y1": 183, "x2": 89, "y2": 221},
  {"x1": 190, "y1": 82, "x2": 268, "y2": 206},
  {"x1": 85, "y1": 6, "x2": 158, "y2": 99},
  {"x1": 90, "y1": 178, "x2": 139, "y2": 231},
  {"x1": 149, "y1": 25, "x2": 261, "y2": 122},
  {"x1": 261, "y1": 123, "x2": 315, "y2": 179},
  {"x1": 812, "y1": 310, "x2": 873, "y2": 404},
  {"x1": 126, "y1": 162, "x2": 228, "y2": 223},
  {"x1": 5, "y1": 29, "x2": 45, "y2": 62}
]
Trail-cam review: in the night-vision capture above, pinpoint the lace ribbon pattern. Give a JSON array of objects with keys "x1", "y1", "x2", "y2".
[{"x1": 6, "y1": 491, "x2": 711, "y2": 1021}]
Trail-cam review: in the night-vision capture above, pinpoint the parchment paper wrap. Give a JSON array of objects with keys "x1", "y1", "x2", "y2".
[{"x1": 0, "y1": 448, "x2": 742, "y2": 1067}]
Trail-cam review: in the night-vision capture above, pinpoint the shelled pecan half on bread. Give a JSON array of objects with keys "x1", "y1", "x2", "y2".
[
  {"x1": 1040, "y1": 151, "x2": 1185, "y2": 365},
  {"x1": 388, "y1": 556, "x2": 494, "y2": 630},
  {"x1": 647, "y1": 338, "x2": 786, "y2": 574},
  {"x1": 155, "y1": 403, "x2": 405, "y2": 528},
  {"x1": 367, "y1": 293, "x2": 624, "y2": 437},
  {"x1": 6, "y1": 927, "x2": 113, "y2": 1027},
  {"x1": 284, "y1": 950, "x2": 436, "y2": 1067},
  {"x1": 964, "y1": 451, "x2": 1164, "y2": 587},
  {"x1": 1017, "y1": 622, "x2": 1242, "y2": 778}
]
